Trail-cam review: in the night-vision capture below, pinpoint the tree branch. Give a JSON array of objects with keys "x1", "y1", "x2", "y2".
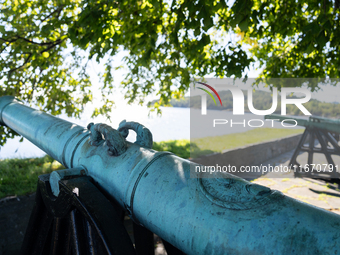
[
  {"x1": 0, "y1": 45, "x2": 8, "y2": 54},
  {"x1": 40, "y1": 7, "x2": 64, "y2": 23},
  {"x1": 17, "y1": 36, "x2": 57, "y2": 46},
  {"x1": 40, "y1": 38, "x2": 65, "y2": 53},
  {"x1": 1, "y1": 36, "x2": 62, "y2": 46},
  {"x1": 29, "y1": 68, "x2": 43, "y2": 102},
  {"x1": 8, "y1": 53, "x2": 32, "y2": 75},
  {"x1": 5, "y1": 36, "x2": 65, "y2": 76},
  {"x1": 0, "y1": 37, "x2": 17, "y2": 43}
]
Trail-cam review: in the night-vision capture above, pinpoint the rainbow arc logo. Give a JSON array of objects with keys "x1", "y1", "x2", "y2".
[{"x1": 196, "y1": 82, "x2": 223, "y2": 106}]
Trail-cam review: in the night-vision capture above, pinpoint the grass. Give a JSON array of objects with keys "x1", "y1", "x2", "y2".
[
  {"x1": 0, "y1": 128, "x2": 302, "y2": 199},
  {"x1": 191, "y1": 128, "x2": 303, "y2": 158},
  {"x1": 0, "y1": 155, "x2": 64, "y2": 199},
  {"x1": 152, "y1": 139, "x2": 190, "y2": 159}
]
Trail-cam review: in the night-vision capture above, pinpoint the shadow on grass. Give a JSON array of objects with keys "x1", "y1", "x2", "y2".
[
  {"x1": 152, "y1": 140, "x2": 216, "y2": 159},
  {"x1": 190, "y1": 143, "x2": 216, "y2": 158}
]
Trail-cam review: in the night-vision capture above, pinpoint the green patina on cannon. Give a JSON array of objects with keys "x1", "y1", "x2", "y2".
[
  {"x1": 265, "y1": 114, "x2": 340, "y2": 179},
  {"x1": 1, "y1": 96, "x2": 340, "y2": 254}
]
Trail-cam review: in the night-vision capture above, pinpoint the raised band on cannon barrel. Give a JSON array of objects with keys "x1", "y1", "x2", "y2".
[{"x1": 1, "y1": 96, "x2": 340, "y2": 254}]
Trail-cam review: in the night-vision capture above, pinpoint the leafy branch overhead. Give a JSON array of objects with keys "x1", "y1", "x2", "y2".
[
  {"x1": 0, "y1": 0, "x2": 339, "y2": 146},
  {"x1": 236, "y1": 0, "x2": 340, "y2": 85}
]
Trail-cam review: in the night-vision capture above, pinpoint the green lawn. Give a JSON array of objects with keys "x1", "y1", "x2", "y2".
[
  {"x1": 152, "y1": 139, "x2": 191, "y2": 159},
  {"x1": 191, "y1": 128, "x2": 303, "y2": 158},
  {"x1": 0, "y1": 155, "x2": 64, "y2": 199},
  {"x1": 0, "y1": 128, "x2": 302, "y2": 199}
]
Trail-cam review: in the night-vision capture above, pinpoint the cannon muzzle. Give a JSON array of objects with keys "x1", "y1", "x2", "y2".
[{"x1": 1, "y1": 96, "x2": 340, "y2": 254}]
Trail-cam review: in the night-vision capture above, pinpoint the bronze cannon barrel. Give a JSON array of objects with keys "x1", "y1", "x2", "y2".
[{"x1": 1, "y1": 96, "x2": 340, "y2": 254}]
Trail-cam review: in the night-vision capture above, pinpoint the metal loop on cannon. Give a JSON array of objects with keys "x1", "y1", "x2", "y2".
[
  {"x1": 118, "y1": 120, "x2": 153, "y2": 149},
  {"x1": 87, "y1": 123, "x2": 127, "y2": 156}
]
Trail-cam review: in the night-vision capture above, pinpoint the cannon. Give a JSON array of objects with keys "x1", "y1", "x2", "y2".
[
  {"x1": 1, "y1": 95, "x2": 340, "y2": 255},
  {"x1": 265, "y1": 114, "x2": 340, "y2": 179}
]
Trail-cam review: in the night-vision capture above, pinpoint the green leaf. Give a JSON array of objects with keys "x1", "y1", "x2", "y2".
[
  {"x1": 316, "y1": 31, "x2": 327, "y2": 49},
  {"x1": 305, "y1": 43, "x2": 314, "y2": 54},
  {"x1": 238, "y1": 18, "x2": 249, "y2": 32},
  {"x1": 42, "y1": 52, "x2": 49, "y2": 58}
]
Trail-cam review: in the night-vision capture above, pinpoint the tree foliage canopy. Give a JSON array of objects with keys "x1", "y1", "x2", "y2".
[
  {"x1": 238, "y1": 0, "x2": 340, "y2": 90},
  {"x1": 1, "y1": 0, "x2": 340, "y2": 145}
]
